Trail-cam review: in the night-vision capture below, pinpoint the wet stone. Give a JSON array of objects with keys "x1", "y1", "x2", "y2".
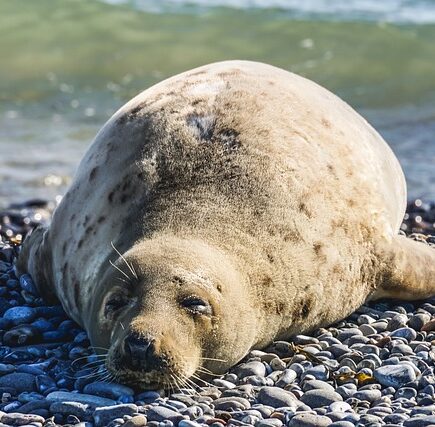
[
  {"x1": 50, "y1": 401, "x2": 92, "y2": 419},
  {"x1": 374, "y1": 364, "x2": 417, "y2": 388}
]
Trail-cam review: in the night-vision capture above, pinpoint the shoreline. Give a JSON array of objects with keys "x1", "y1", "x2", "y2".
[{"x1": 0, "y1": 199, "x2": 434, "y2": 426}]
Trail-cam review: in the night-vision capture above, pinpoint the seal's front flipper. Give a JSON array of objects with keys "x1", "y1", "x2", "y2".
[
  {"x1": 372, "y1": 235, "x2": 435, "y2": 301},
  {"x1": 15, "y1": 225, "x2": 57, "y2": 303}
]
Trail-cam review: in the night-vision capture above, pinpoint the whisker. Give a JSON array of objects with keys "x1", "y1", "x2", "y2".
[
  {"x1": 111, "y1": 241, "x2": 138, "y2": 279},
  {"x1": 109, "y1": 259, "x2": 131, "y2": 281}
]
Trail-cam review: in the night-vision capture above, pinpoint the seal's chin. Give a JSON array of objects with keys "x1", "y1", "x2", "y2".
[{"x1": 106, "y1": 346, "x2": 199, "y2": 390}]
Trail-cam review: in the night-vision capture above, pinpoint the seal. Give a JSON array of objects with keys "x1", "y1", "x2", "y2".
[{"x1": 17, "y1": 60, "x2": 435, "y2": 389}]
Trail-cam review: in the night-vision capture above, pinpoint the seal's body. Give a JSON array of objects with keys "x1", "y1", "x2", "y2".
[{"x1": 18, "y1": 61, "x2": 435, "y2": 389}]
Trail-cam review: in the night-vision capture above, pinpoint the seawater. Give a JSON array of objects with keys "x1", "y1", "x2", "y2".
[{"x1": 0, "y1": 0, "x2": 434, "y2": 207}]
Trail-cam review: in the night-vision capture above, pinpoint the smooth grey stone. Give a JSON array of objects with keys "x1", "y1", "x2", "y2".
[
  {"x1": 235, "y1": 362, "x2": 266, "y2": 378},
  {"x1": 0, "y1": 413, "x2": 45, "y2": 425},
  {"x1": 329, "y1": 422, "x2": 355, "y2": 427},
  {"x1": 257, "y1": 387, "x2": 297, "y2": 408},
  {"x1": 359, "y1": 413, "x2": 383, "y2": 424},
  {"x1": 337, "y1": 328, "x2": 362, "y2": 342},
  {"x1": 302, "y1": 380, "x2": 335, "y2": 394},
  {"x1": 178, "y1": 421, "x2": 202, "y2": 427},
  {"x1": 124, "y1": 415, "x2": 148, "y2": 427},
  {"x1": 395, "y1": 387, "x2": 417, "y2": 399},
  {"x1": 404, "y1": 415, "x2": 435, "y2": 426},
  {"x1": 213, "y1": 379, "x2": 237, "y2": 389},
  {"x1": 359, "y1": 324, "x2": 377, "y2": 336},
  {"x1": 391, "y1": 343, "x2": 414, "y2": 355},
  {"x1": 339, "y1": 358, "x2": 357, "y2": 371},
  {"x1": 275, "y1": 369, "x2": 297, "y2": 388},
  {"x1": 347, "y1": 335, "x2": 370, "y2": 345},
  {"x1": 353, "y1": 389, "x2": 382, "y2": 403},
  {"x1": 327, "y1": 345, "x2": 350, "y2": 358},
  {"x1": 384, "y1": 413, "x2": 409, "y2": 424},
  {"x1": 328, "y1": 401, "x2": 351, "y2": 412},
  {"x1": 387, "y1": 314, "x2": 408, "y2": 331},
  {"x1": 0, "y1": 373, "x2": 36, "y2": 393},
  {"x1": 269, "y1": 358, "x2": 286, "y2": 371},
  {"x1": 288, "y1": 413, "x2": 331, "y2": 427},
  {"x1": 46, "y1": 391, "x2": 116, "y2": 407},
  {"x1": 255, "y1": 418, "x2": 283, "y2": 427},
  {"x1": 147, "y1": 407, "x2": 186, "y2": 423},
  {"x1": 374, "y1": 364, "x2": 416, "y2": 388},
  {"x1": 84, "y1": 381, "x2": 134, "y2": 399},
  {"x1": 301, "y1": 365, "x2": 328, "y2": 381},
  {"x1": 214, "y1": 397, "x2": 251, "y2": 411},
  {"x1": 335, "y1": 385, "x2": 356, "y2": 400},
  {"x1": 94, "y1": 404, "x2": 139, "y2": 427},
  {"x1": 408, "y1": 313, "x2": 431, "y2": 331},
  {"x1": 3, "y1": 306, "x2": 36, "y2": 325},
  {"x1": 371, "y1": 321, "x2": 388, "y2": 332},
  {"x1": 390, "y1": 327, "x2": 417, "y2": 342},
  {"x1": 292, "y1": 336, "x2": 319, "y2": 346},
  {"x1": 300, "y1": 389, "x2": 343, "y2": 408},
  {"x1": 50, "y1": 401, "x2": 92, "y2": 418}
]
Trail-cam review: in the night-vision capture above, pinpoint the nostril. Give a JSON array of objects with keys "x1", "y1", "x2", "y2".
[{"x1": 123, "y1": 334, "x2": 155, "y2": 367}]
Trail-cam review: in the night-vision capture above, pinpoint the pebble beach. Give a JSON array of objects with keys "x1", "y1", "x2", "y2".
[{"x1": 0, "y1": 199, "x2": 433, "y2": 427}]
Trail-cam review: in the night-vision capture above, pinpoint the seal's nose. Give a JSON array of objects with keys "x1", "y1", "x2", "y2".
[{"x1": 123, "y1": 333, "x2": 157, "y2": 371}]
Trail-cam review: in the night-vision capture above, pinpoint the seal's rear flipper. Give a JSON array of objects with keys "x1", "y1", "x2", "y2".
[{"x1": 372, "y1": 235, "x2": 435, "y2": 301}]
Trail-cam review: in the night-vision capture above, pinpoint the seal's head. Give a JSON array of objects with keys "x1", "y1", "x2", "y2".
[{"x1": 87, "y1": 236, "x2": 255, "y2": 390}]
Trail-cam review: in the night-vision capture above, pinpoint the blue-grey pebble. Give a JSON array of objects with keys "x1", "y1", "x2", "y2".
[
  {"x1": 46, "y1": 391, "x2": 116, "y2": 407},
  {"x1": 50, "y1": 401, "x2": 92, "y2": 418},
  {"x1": 257, "y1": 387, "x2": 298, "y2": 408},
  {"x1": 93, "y1": 404, "x2": 138, "y2": 427},
  {"x1": 288, "y1": 413, "x2": 331, "y2": 427},
  {"x1": 374, "y1": 364, "x2": 416, "y2": 388},
  {"x1": 275, "y1": 369, "x2": 297, "y2": 387},
  {"x1": 384, "y1": 413, "x2": 409, "y2": 424},
  {"x1": 235, "y1": 361, "x2": 266, "y2": 378},
  {"x1": 353, "y1": 389, "x2": 382, "y2": 403},
  {"x1": 404, "y1": 415, "x2": 435, "y2": 426},
  {"x1": 3, "y1": 306, "x2": 36, "y2": 325},
  {"x1": 0, "y1": 412, "x2": 45, "y2": 425},
  {"x1": 300, "y1": 389, "x2": 343, "y2": 408},
  {"x1": 302, "y1": 380, "x2": 335, "y2": 393},
  {"x1": 213, "y1": 396, "x2": 251, "y2": 411},
  {"x1": 329, "y1": 422, "x2": 355, "y2": 427},
  {"x1": 83, "y1": 381, "x2": 134, "y2": 400},
  {"x1": 301, "y1": 365, "x2": 328, "y2": 381},
  {"x1": 255, "y1": 418, "x2": 283, "y2": 427},
  {"x1": 146, "y1": 406, "x2": 186, "y2": 423},
  {"x1": 19, "y1": 275, "x2": 38, "y2": 295},
  {"x1": 0, "y1": 373, "x2": 36, "y2": 393},
  {"x1": 178, "y1": 421, "x2": 203, "y2": 427}
]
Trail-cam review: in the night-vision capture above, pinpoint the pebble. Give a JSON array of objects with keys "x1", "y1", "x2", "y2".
[
  {"x1": 300, "y1": 389, "x2": 343, "y2": 408},
  {"x1": 46, "y1": 391, "x2": 116, "y2": 407},
  {"x1": 288, "y1": 413, "x2": 331, "y2": 426},
  {"x1": 83, "y1": 382, "x2": 134, "y2": 400},
  {"x1": 214, "y1": 397, "x2": 251, "y2": 411},
  {"x1": 257, "y1": 387, "x2": 298, "y2": 408},
  {"x1": 374, "y1": 364, "x2": 417, "y2": 388},
  {"x1": 94, "y1": 404, "x2": 138, "y2": 427},
  {"x1": 0, "y1": 413, "x2": 45, "y2": 425},
  {"x1": 146, "y1": 406, "x2": 186, "y2": 423},
  {"x1": 124, "y1": 415, "x2": 147, "y2": 427},
  {"x1": 49, "y1": 401, "x2": 92, "y2": 419},
  {"x1": 0, "y1": 373, "x2": 36, "y2": 393},
  {"x1": 3, "y1": 307, "x2": 36, "y2": 325},
  {"x1": 234, "y1": 362, "x2": 266, "y2": 378}
]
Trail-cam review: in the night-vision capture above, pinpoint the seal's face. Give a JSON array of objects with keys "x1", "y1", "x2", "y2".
[{"x1": 87, "y1": 238, "x2": 255, "y2": 390}]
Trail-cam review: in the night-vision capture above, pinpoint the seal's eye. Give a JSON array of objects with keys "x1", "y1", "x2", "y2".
[
  {"x1": 104, "y1": 292, "x2": 130, "y2": 318},
  {"x1": 181, "y1": 296, "x2": 212, "y2": 316}
]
